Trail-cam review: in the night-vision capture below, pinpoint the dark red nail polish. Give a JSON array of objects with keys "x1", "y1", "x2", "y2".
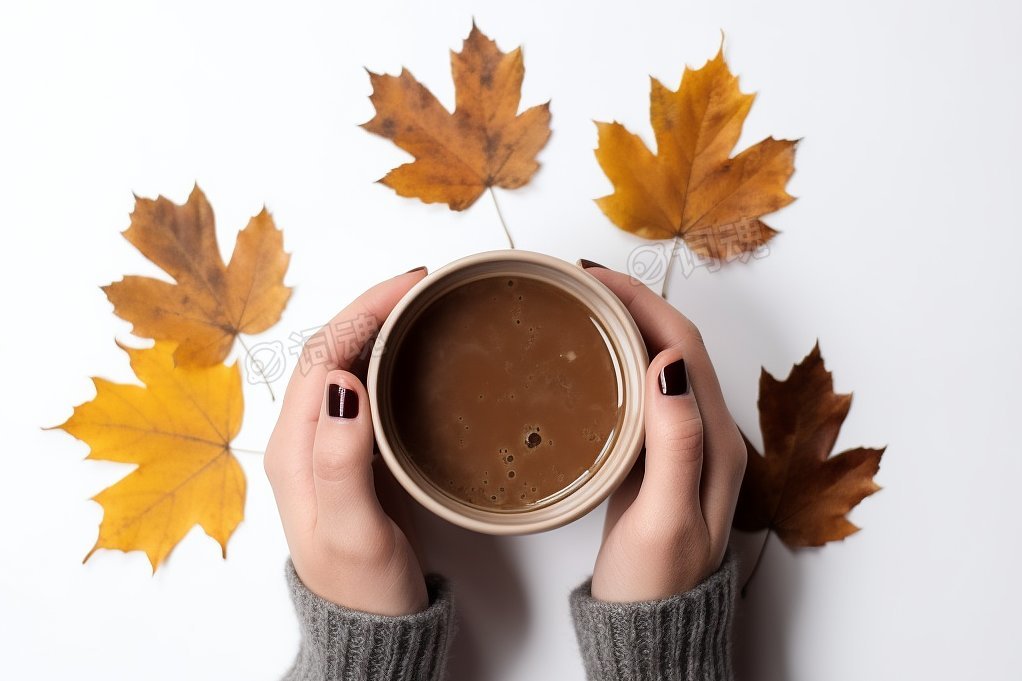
[
  {"x1": 659, "y1": 359, "x2": 689, "y2": 396},
  {"x1": 328, "y1": 384, "x2": 359, "y2": 418},
  {"x1": 579, "y1": 259, "x2": 606, "y2": 270},
  {"x1": 404, "y1": 266, "x2": 427, "y2": 274}
]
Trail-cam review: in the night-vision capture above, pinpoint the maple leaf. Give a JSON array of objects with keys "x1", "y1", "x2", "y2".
[
  {"x1": 54, "y1": 341, "x2": 245, "y2": 570},
  {"x1": 103, "y1": 184, "x2": 292, "y2": 368},
  {"x1": 361, "y1": 23, "x2": 552, "y2": 212},
  {"x1": 734, "y1": 343, "x2": 884, "y2": 548},
  {"x1": 595, "y1": 46, "x2": 797, "y2": 260}
]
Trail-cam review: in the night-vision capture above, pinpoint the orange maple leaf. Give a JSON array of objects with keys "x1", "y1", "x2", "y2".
[
  {"x1": 595, "y1": 46, "x2": 798, "y2": 260},
  {"x1": 734, "y1": 343, "x2": 884, "y2": 548},
  {"x1": 54, "y1": 342, "x2": 245, "y2": 571},
  {"x1": 362, "y1": 23, "x2": 551, "y2": 212},
  {"x1": 103, "y1": 185, "x2": 292, "y2": 368}
]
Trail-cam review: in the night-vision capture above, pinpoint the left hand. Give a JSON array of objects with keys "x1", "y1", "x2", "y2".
[{"x1": 263, "y1": 269, "x2": 429, "y2": 616}]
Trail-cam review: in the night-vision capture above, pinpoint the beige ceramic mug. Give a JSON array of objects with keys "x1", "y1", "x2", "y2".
[{"x1": 367, "y1": 250, "x2": 647, "y2": 535}]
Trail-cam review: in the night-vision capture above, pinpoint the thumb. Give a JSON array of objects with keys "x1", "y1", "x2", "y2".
[
  {"x1": 312, "y1": 370, "x2": 380, "y2": 527},
  {"x1": 636, "y1": 348, "x2": 704, "y2": 519}
]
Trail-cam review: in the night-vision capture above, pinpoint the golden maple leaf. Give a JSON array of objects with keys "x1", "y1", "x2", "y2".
[
  {"x1": 595, "y1": 47, "x2": 798, "y2": 260},
  {"x1": 362, "y1": 23, "x2": 552, "y2": 212},
  {"x1": 55, "y1": 341, "x2": 245, "y2": 570},
  {"x1": 734, "y1": 343, "x2": 884, "y2": 548},
  {"x1": 103, "y1": 185, "x2": 292, "y2": 368}
]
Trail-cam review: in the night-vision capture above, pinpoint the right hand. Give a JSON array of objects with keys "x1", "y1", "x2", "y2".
[
  {"x1": 581, "y1": 262, "x2": 747, "y2": 602},
  {"x1": 263, "y1": 268, "x2": 429, "y2": 616}
]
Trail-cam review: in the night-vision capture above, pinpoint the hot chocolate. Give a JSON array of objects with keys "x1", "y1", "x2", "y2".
[{"x1": 388, "y1": 275, "x2": 622, "y2": 511}]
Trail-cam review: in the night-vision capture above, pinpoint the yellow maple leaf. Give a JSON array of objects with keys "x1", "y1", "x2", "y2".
[
  {"x1": 362, "y1": 23, "x2": 552, "y2": 212},
  {"x1": 595, "y1": 46, "x2": 798, "y2": 260},
  {"x1": 55, "y1": 341, "x2": 245, "y2": 570},
  {"x1": 103, "y1": 184, "x2": 292, "y2": 368}
]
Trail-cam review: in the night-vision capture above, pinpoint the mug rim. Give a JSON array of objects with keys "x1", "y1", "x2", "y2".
[{"x1": 367, "y1": 249, "x2": 647, "y2": 535}]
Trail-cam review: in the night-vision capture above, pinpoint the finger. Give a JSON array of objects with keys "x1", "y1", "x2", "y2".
[
  {"x1": 264, "y1": 269, "x2": 426, "y2": 528},
  {"x1": 312, "y1": 370, "x2": 382, "y2": 529},
  {"x1": 583, "y1": 265, "x2": 738, "y2": 517},
  {"x1": 634, "y1": 348, "x2": 705, "y2": 522},
  {"x1": 700, "y1": 424, "x2": 746, "y2": 548},
  {"x1": 602, "y1": 449, "x2": 644, "y2": 542},
  {"x1": 582, "y1": 266, "x2": 725, "y2": 399},
  {"x1": 283, "y1": 268, "x2": 427, "y2": 424},
  {"x1": 373, "y1": 457, "x2": 421, "y2": 555}
]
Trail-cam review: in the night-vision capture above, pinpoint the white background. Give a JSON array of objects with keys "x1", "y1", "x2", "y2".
[{"x1": 2, "y1": 0, "x2": 1020, "y2": 679}]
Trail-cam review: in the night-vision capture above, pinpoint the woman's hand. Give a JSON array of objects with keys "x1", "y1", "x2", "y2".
[
  {"x1": 582, "y1": 263, "x2": 747, "y2": 602},
  {"x1": 264, "y1": 268, "x2": 429, "y2": 616}
]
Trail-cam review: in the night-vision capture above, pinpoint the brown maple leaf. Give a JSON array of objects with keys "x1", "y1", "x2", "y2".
[
  {"x1": 734, "y1": 343, "x2": 884, "y2": 548},
  {"x1": 595, "y1": 46, "x2": 797, "y2": 260},
  {"x1": 53, "y1": 341, "x2": 245, "y2": 571},
  {"x1": 103, "y1": 185, "x2": 292, "y2": 368},
  {"x1": 361, "y1": 23, "x2": 552, "y2": 213}
]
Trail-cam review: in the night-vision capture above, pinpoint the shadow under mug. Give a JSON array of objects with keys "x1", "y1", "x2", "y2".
[{"x1": 368, "y1": 249, "x2": 648, "y2": 535}]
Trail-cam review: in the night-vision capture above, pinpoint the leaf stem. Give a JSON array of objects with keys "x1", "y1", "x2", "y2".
[
  {"x1": 489, "y1": 187, "x2": 515, "y2": 249},
  {"x1": 741, "y1": 529, "x2": 771, "y2": 598},
  {"x1": 661, "y1": 235, "x2": 681, "y2": 299},
  {"x1": 238, "y1": 336, "x2": 276, "y2": 401},
  {"x1": 232, "y1": 447, "x2": 266, "y2": 455}
]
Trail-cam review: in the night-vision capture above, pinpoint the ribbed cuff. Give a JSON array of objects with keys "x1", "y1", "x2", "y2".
[
  {"x1": 284, "y1": 559, "x2": 454, "y2": 681},
  {"x1": 569, "y1": 552, "x2": 737, "y2": 681}
]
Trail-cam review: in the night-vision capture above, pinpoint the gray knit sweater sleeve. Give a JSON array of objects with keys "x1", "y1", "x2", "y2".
[
  {"x1": 283, "y1": 559, "x2": 454, "y2": 681},
  {"x1": 569, "y1": 552, "x2": 738, "y2": 681}
]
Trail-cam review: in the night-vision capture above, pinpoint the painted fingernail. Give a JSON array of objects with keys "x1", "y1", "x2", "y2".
[
  {"x1": 327, "y1": 384, "x2": 359, "y2": 418},
  {"x1": 659, "y1": 359, "x2": 689, "y2": 396},
  {"x1": 578, "y1": 259, "x2": 606, "y2": 270},
  {"x1": 404, "y1": 265, "x2": 427, "y2": 275}
]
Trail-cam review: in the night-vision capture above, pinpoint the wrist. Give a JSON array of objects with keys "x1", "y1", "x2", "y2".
[
  {"x1": 591, "y1": 544, "x2": 719, "y2": 602},
  {"x1": 294, "y1": 555, "x2": 428, "y2": 616}
]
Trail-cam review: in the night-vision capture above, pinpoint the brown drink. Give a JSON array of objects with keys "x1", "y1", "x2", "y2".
[{"x1": 388, "y1": 275, "x2": 622, "y2": 511}]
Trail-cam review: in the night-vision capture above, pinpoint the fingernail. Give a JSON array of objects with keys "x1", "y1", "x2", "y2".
[
  {"x1": 659, "y1": 359, "x2": 689, "y2": 396},
  {"x1": 404, "y1": 266, "x2": 427, "y2": 275},
  {"x1": 577, "y1": 259, "x2": 607, "y2": 270},
  {"x1": 327, "y1": 384, "x2": 359, "y2": 418}
]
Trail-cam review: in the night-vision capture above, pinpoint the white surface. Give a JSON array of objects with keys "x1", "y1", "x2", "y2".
[{"x1": 1, "y1": 0, "x2": 1020, "y2": 679}]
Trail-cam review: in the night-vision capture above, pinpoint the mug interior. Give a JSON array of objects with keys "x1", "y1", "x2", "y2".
[{"x1": 369, "y1": 251, "x2": 646, "y2": 534}]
